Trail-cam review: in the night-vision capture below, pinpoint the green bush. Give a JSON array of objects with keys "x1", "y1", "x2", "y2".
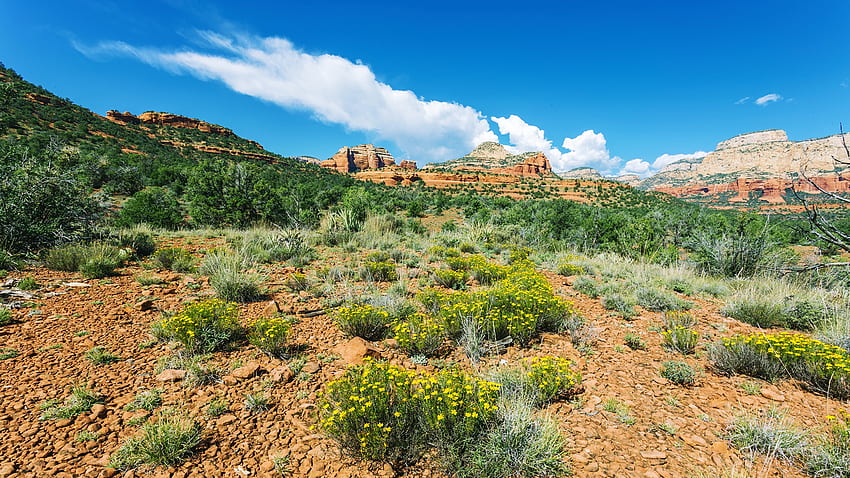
[
  {"x1": 43, "y1": 243, "x2": 90, "y2": 272},
  {"x1": 490, "y1": 356, "x2": 581, "y2": 406},
  {"x1": 151, "y1": 247, "x2": 195, "y2": 272},
  {"x1": 152, "y1": 299, "x2": 241, "y2": 354},
  {"x1": 660, "y1": 360, "x2": 698, "y2": 385},
  {"x1": 109, "y1": 414, "x2": 201, "y2": 469},
  {"x1": 79, "y1": 243, "x2": 126, "y2": 279},
  {"x1": 86, "y1": 346, "x2": 120, "y2": 365},
  {"x1": 113, "y1": 229, "x2": 157, "y2": 258},
  {"x1": 0, "y1": 308, "x2": 11, "y2": 326},
  {"x1": 125, "y1": 389, "x2": 163, "y2": 412},
  {"x1": 433, "y1": 268, "x2": 467, "y2": 290},
  {"x1": 602, "y1": 293, "x2": 637, "y2": 319},
  {"x1": 247, "y1": 316, "x2": 292, "y2": 357},
  {"x1": 807, "y1": 410, "x2": 850, "y2": 477},
  {"x1": 40, "y1": 383, "x2": 102, "y2": 420},
  {"x1": 234, "y1": 228, "x2": 314, "y2": 265},
  {"x1": 661, "y1": 326, "x2": 699, "y2": 355},
  {"x1": 115, "y1": 187, "x2": 184, "y2": 230},
  {"x1": 624, "y1": 333, "x2": 647, "y2": 350},
  {"x1": 360, "y1": 260, "x2": 397, "y2": 282},
  {"x1": 391, "y1": 312, "x2": 445, "y2": 357},
  {"x1": 635, "y1": 287, "x2": 692, "y2": 312},
  {"x1": 725, "y1": 408, "x2": 807, "y2": 462},
  {"x1": 333, "y1": 303, "x2": 389, "y2": 340},
  {"x1": 200, "y1": 250, "x2": 264, "y2": 302},
  {"x1": 17, "y1": 276, "x2": 38, "y2": 290}
]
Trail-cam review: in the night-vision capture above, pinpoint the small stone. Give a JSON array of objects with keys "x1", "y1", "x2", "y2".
[
  {"x1": 384, "y1": 338, "x2": 399, "y2": 349},
  {"x1": 761, "y1": 388, "x2": 786, "y2": 401},
  {"x1": 262, "y1": 300, "x2": 281, "y2": 317},
  {"x1": 222, "y1": 375, "x2": 238, "y2": 386},
  {"x1": 155, "y1": 369, "x2": 186, "y2": 382},
  {"x1": 640, "y1": 450, "x2": 667, "y2": 460},
  {"x1": 269, "y1": 366, "x2": 294, "y2": 384},
  {"x1": 682, "y1": 433, "x2": 708, "y2": 448},
  {"x1": 217, "y1": 414, "x2": 237, "y2": 426},
  {"x1": 55, "y1": 419, "x2": 71, "y2": 428},
  {"x1": 585, "y1": 462, "x2": 599, "y2": 472},
  {"x1": 0, "y1": 463, "x2": 16, "y2": 476},
  {"x1": 333, "y1": 337, "x2": 382, "y2": 364},
  {"x1": 137, "y1": 300, "x2": 155, "y2": 311},
  {"x1": 89, "y1": 404, "x2": 106, "y2": 419},
  {"x1": 231, "y1": 362, "x2": 263, "y2": 379},
  {"x1": 302, "y1": 362, "x2": 320, "y2": 374},
  {"x1": 711, "y1": 441, "x2": 729, "y2": 454}
]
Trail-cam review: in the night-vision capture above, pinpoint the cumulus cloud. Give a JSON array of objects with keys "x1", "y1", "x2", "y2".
[
  {"x1": 77, "y1": 33, "x2": 497, "y2": 161},
  {"x1": 616, "y1": 150, "x2": 709, "y2": 178},
  {"x1": 560, "y1": 130, "x2": 618, "y2": 171},
  {"x1": 754, "y1": 93, "x2": 782, "y2": 105}
]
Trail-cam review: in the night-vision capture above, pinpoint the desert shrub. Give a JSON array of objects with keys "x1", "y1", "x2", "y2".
[
  {"x1": 320, "y1": 361, "x2": 424, "y2": 464},
  {"x1": 152, "y1": 299, "x2": 241, "y2": 354},
  {"x1": 662, "y1": 310, "x2": 698, "y2": 329},
  {"x1": 248, "y1": 316, "x2": 292, "y2": 357},
  {"x1": 0, "y1": 308, "x2": 11, "y2": 326},
  {"x1": 690, "y1": 227, "x2": 789, "y2": 278},
  {"x1": 556, "y1": 255, "x2": 584, "y2": 276},
  {"x1": 42, "y1": 243, "x2": 88, "y2": 272},
  {"x1": 467, "y1": 255, "x2": 508, "y2": 285},
  {"x1": 660, "y1": 360, "x2": 698, "y2": 385},
  {"x1": 662, "y1": 326, "x2": 699, "y2": 354},
  {"x1": 453, "y1": 396, "x2": 568, "y2": 478},
  {"x1": 78, "y1": 243, "x2": 126, "y2": 279},
  {"x1": 806, "y1": 409, "x2": 850, "y2": 477},
  {"x1": 114, "y1": 187, "x2": 184, "y2": 230},
  {"x1": 572, "y1": 275, "x2": 601, "y2": 298},
  {"x1": 490, "y1": 357, "x2": 581, "y2": 406},
  {"x1": 635, "y1": 287, "x2": 692, "y2": 312},
  {"x1": 109, "y1": 413, "x2": 201, "y2": 469},
  {"x1": 235, "y1": 228, "x2": 315, "y2": 265},
  {"x1": 17, "y1": 276, "x2": 38, "y2": 290},
  {"x1": 624, "y1": 333, "x2": 647, "y2": 350},
  {"x1": 285, "y1": 272, "x2": 311, "y2": 291},
  {"x1": 40, "y1": 383, "x2": 102, "y2": 420},
  {"x1": 508, "y1": 247, "x2": 533, "y2": 264},
  {"x1": 319, "y1": 208, "x2": 361, "y2": 246},
  {"x1": 433, "y1": 268, "x2": 467, "y2": 290},
  {"x1": 391, "y1": 312, "x2": 445, "y2": 357},
  {"x1": 0, "y1": 249, "x2": 17, "y2": 271},
  {"x1": 201, "y1": 250, "x2": 264, "y2": 302},
  {"x1": 135, "y1": 273, "x2": 164, "y2": 285},
  {"x1": 86, "y1": 346, "x2": 120, "y2": 365},
  {"x1": 725, "y1": 408, "x2": 807, "y2": 462},
  {"x1": 360, "y1": 260, "x2": 397, "y2": 282},
  {"x1": 602, "y1": 293, "x2": 637, "y2": 319},
  {"x1": 714, "y1": 333, "x2": 850, "y2": 399},
  {"x1": 151, "y1": 247, "x2": 195, "y2": 272},
  {"x1": 125, "y1": 389, "x2": 163, "y2": 412},
  {"x1": 438, "y1": 261, "x2": 578, "y2": 345},
  {"x1": 112, "y1": 228, "x2": 157, "y2": 258},
  {"x1": 334, "y1": 303, "x2": 390, "y2": 340},
  {"x1": 244, "y1": 392, "x2": 271, "y2": 413},
  {"x1": 445, "y1": 256, "x2": 471, "y2": 271},
  {"x1": 428, "y1": 246, "x2": 461, "y2": 259},
  {"x1": 724, "y1": 295, "x2": 834, "y2": 331}
]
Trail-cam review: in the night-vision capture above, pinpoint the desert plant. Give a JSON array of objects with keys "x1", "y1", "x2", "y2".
[
  {"x1": 109, "y1": 413, "x2": 202, "y2": 469},
  {"x1": 152, "y1": 299, "x2": 241, "y2": 354},
  {"x1": 0, "y1": 308, "x2": 11, "y2": 327},
  {"x1": 285, "y1": 272, "x2": 311, "y2": 291},
  {"x1": 78, "y1": 242, "x2": 126, "y2": 279},
  {"x1": 333, "y1": 303, "x2": 390, "y2": 341},
  {"x1": 602, "y1": 293, "x2": 637, "y2": 319},
  {"x1": 201, "y1": 249, "x2": 264, "y2": 302},
  {"x1": 660, "y1": 360, "x2": 699, "y2": 385},
  {"x1": 17, "y1": 276, "x2": 38, "y2": 290},
  {"x1": 112, "y1": 227, "x2": 157, "y2": 258},
  {"x1": 248, "y1": 316, "x2": 292, "y2": 357},
  {"x1": 635, "y1": 287, "x2": 692, "y2": 312},
  {"x1": 135, "y1": 273, "x2": 164, "y2": 285},
  {"x1": 40, "y1": 383, "x2": 102, "y2": 420},
  {"x1": 86, "y1": 346, "x2": 120, "y2": 365},
  {"x1": 662, "y1": 326, "x2": 699, "y2": 354},
  {"x1": 151, "y1": 247, "x2": 196, "y2": 273},
  {"x1": 490, "y1": 356, "x2": 581, "y2": 406},
  {"x1": 391, "y1": 312, "x2": 445, "y2": 357},
  {"x1": 205, "y1": 397, "x2": 229, "y2": 417},
  {"x1": 725, "y1": 408, "x2": 807, "y2": 462},
  {"x1": 360, "y1": 259, "x2": 398, "y2": 282},
  {"x1": 433, "y1": 268, "x2": 467, "y2": 290},
  {"x1": 624, "y1": 333, "x2": 647, "y2": 350},
  {"x1": 451, "y1": 395, "x2": 569, "y2": 478},
  {"x1": 806, "y1": 409, "x2": 850, "y2": 477},
  {"x1": 42, "y1": 243, "x2": 89, "y2": 272},
  {"x1": 125, "y1": 389, "x2": 163, "y2": 412},
  {"x1": 244, "y1": 392, "x2": 270, "y2": 413}
]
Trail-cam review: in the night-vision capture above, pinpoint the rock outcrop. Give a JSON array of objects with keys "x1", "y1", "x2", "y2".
[
  {"x1": 640, "y1": 129, "x2": 850, "y2": 206},
  {"x1": 320, "y1": 144, "x2": 396, "y2": 173},
  {"x1": 137, "y1": 111, "x2": 237, "y2": 138},
  {"x1": 105, "y1": 110, "x2": 140, "y2": 124},
  {"x1": 504, "y1": 152, "x2": 552, "y2": 176},
  {"x1": 561, "y1": 167, "x2": 604, "y2": 179}
]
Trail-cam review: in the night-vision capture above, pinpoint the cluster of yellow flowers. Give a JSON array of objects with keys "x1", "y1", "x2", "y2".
[
  {"x1": 523, "y1": 356, "x2": 582, "y2": 403},
  {"x1": 724, "y1": 332, "x2": 850, "y2": 377},
  {"x1": 248, "y1": 316, "x2": 292, "y2": 356},
  {"x1": 391, "y1": 312, "x2": 445, "y2": 356},
  {"x1": 433, "y1": 268, "x2": 467, "y2": 289},
  {"x1": 320, "y1": 361, "x2": 500, "y2": 461},
  {"x1": 156, "y1": 298, "x2": 239, "y2": 353},
  {"x1": 556, "y1": 254, "x2": 585, "y2": 276},
  {"x1": 333, "y1": 303, "x2": 390, "y2": 340},
  {"x1": 437, "y1": 260, "x2": 576, "y2": 344},
  {"x1": 662, "y1": 325, "x2": 699, "y2": 354}
]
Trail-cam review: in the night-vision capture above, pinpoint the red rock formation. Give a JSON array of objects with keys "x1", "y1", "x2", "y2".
[
  {"x1": 399, "y1": 160, "x2": 417, "y2": 170},
  {"x1": 502, "y1": 152, "x2": 552, "y2": 176},
  {"x1": 137, "y1": 111, "x2": 237, "y2": 138},
  {"x1": 655, "y1": 173, "x2": 850, "y2": 205},
  {"x1": 25, "y1": 92, "x2": 54, "y2": 105},
  {"x1": 105, "y1": 110, "x2": 140, "y2": 124},
  {"x1": 320, "y1": 144, "x2": 396, "y2": 173}
]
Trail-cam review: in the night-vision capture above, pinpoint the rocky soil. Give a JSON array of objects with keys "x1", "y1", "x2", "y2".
[{"x1": 0, "y1": 236, "x2": 843, "y2": 478}]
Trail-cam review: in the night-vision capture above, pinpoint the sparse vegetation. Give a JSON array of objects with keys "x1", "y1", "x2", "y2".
[{"x1": 109, "y1": 413, "x2": 202, "y2": 469}]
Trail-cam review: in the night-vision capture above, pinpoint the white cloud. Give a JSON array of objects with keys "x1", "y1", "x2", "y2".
[
  {"x1": 616, "y1": 150, "x2": 709, "y2": 178},
  {"x1": 560, "y1": 130, "x2": 617, "y2": 171},
  {"x1": 755, "y1": 93, "x2": 782, "y2": 105},
  {"x1": 734, "y1": 96, "x2": 750, "y2": 104},
  {"x1": 78, "y1": 33, "x2": 497, "y2": 161}
]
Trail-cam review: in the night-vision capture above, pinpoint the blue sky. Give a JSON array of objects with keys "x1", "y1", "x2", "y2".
[{"x1": 2, "y1": 0, "x2": 849, "y2": 175}]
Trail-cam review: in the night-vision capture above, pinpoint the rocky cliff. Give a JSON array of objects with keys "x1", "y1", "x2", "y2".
[
  {"x1": 106, "y1": 110, "x2": 240, "y2": 139},
  {"x1": 640, "y1": 129, "x2": 850, "y2": 206},
  {"x1": 423, "y1": 143, "x2": 555, "y2": 177},
  {"x1": 319, "y1": 144, "x2": 396, "y2": 173}
]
